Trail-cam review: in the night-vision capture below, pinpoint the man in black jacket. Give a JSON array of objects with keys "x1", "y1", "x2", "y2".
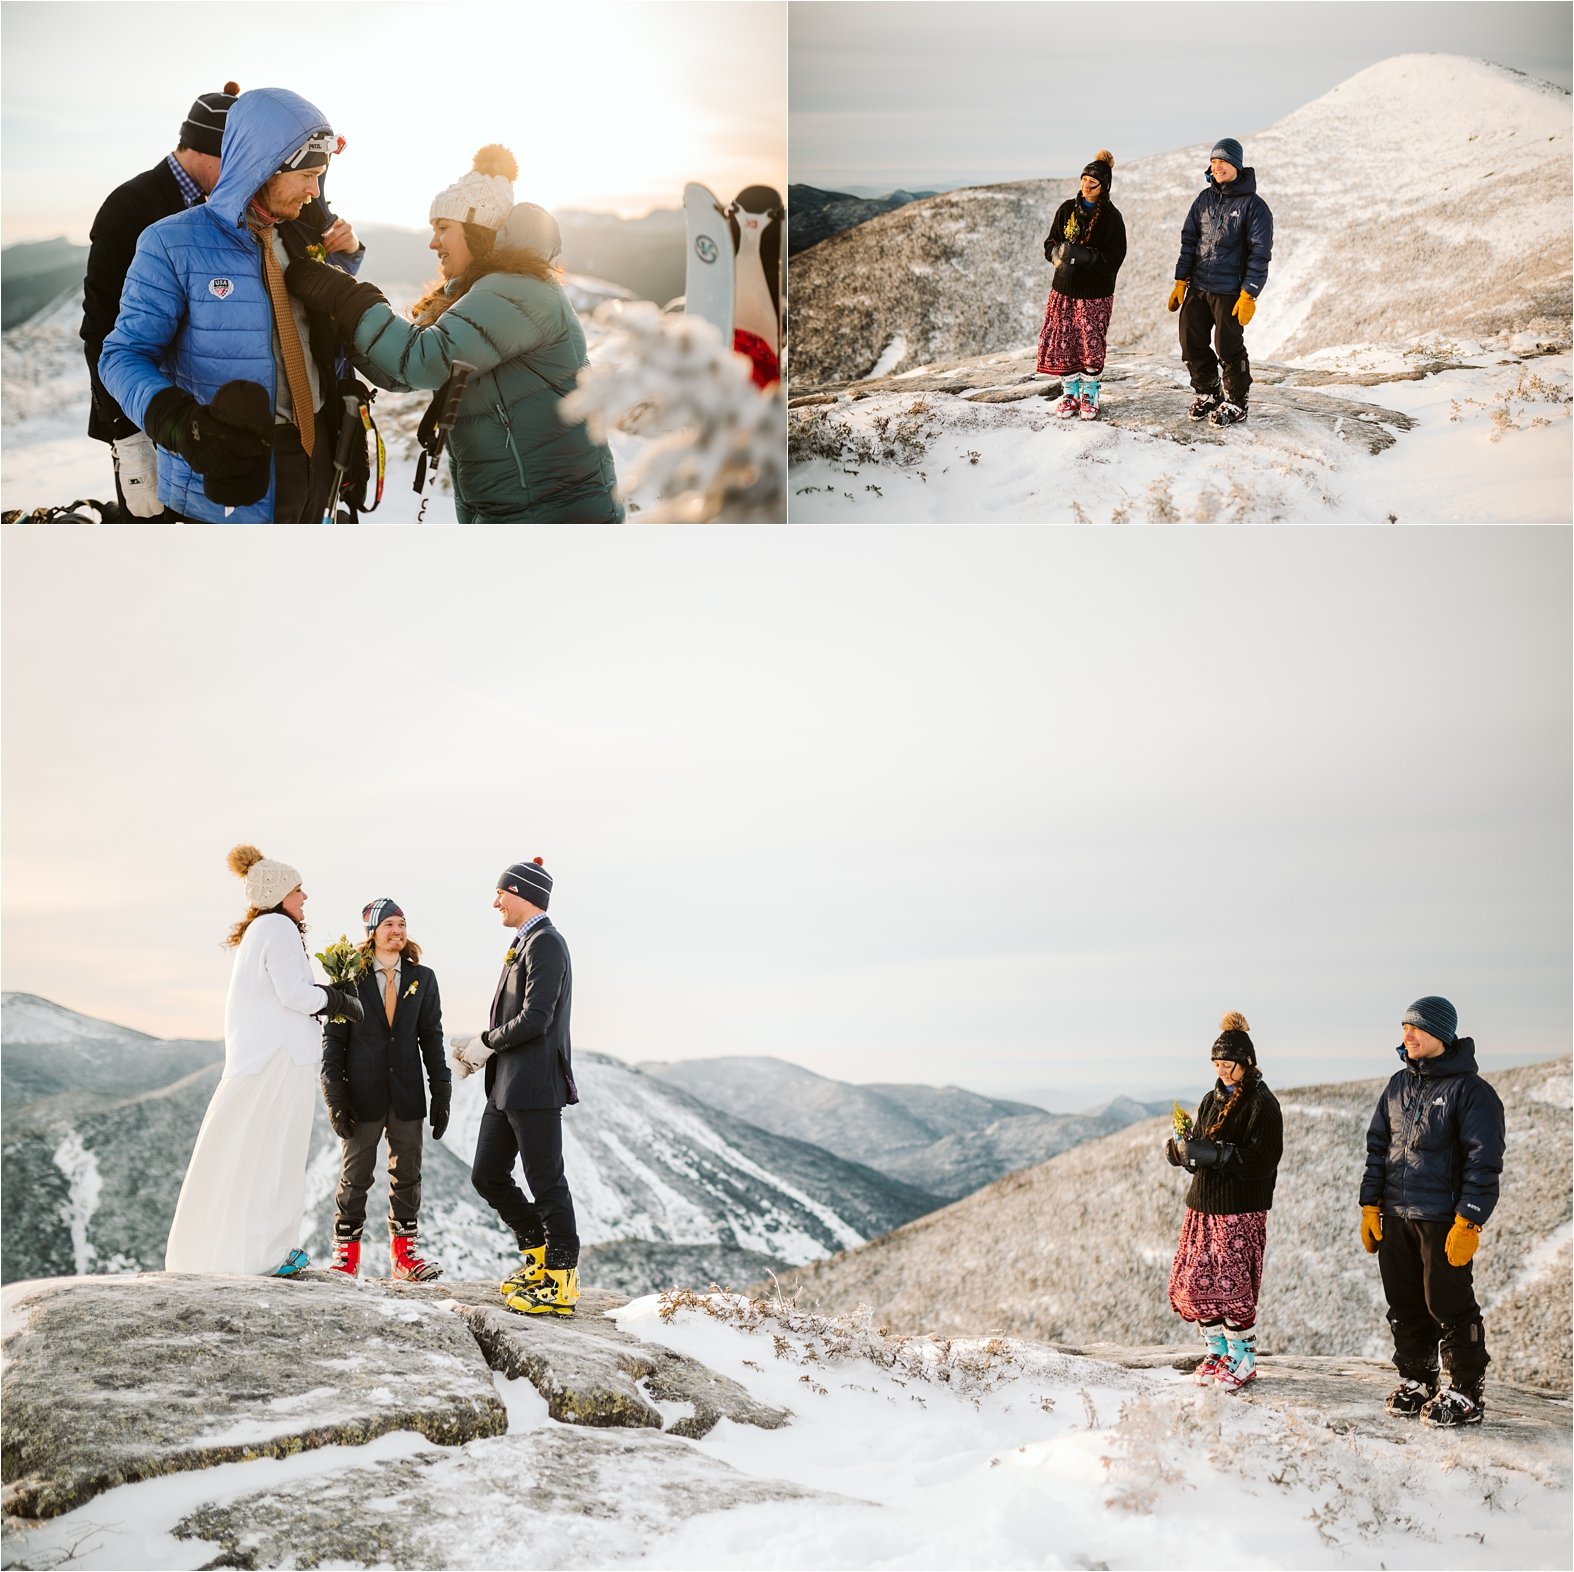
[
  {"x1": 451, "y1": 857, "x2": 580, "y2": 1316},
  {"x1": 80, "y1": 83, "x2": 363, "y2": 519},
  {"x1": 321, "y1": 898, "x2": 450, "y2": 1281},
  {"x1": 1360, "y1": 996, "x2": 1505, "y2": 1428}
]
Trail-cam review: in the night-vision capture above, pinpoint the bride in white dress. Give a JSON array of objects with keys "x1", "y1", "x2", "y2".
[{"x1": 165, "y1": 845, "x2": 364, "y2": 1277}]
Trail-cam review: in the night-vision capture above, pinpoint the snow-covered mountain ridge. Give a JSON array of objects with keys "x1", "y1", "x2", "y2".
[
  {"x1": 777, "y1": 1056, "x2": 1574, "y2": 1392},
  {"x1": 791, "y1": 55, "x2": 1572, "y2": 387}
]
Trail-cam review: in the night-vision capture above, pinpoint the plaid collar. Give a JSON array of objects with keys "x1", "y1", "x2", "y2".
[
  {"x1": 515, "y1": 913, "x2": 548, "y2": 945},
  {"x1": 165, "y1": 153, "x2": 204, "y2": 209}
]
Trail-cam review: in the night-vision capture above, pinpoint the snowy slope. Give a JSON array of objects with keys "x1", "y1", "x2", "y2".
[
  {"x1": 791, "y1": 55, "x2": 1572, "y2": 386},
  {"x1": 1, "y1": 990, "x2": 155, "y2": 1046},
  {"x1": 0, "y1": 997, "x2": 940, "y2": 1290},
  {"x1": 778, "y1": 1057, "x2": 1574, "y2": 1392}
]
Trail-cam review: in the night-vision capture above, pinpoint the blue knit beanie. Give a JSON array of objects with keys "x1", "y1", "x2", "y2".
[
  {"x1": 1210, "y1": 137, "x2": 1244, "y2": 172},
  {"x1": 1402, "y1": 996, "x2": 1457, "y2": 1045}
]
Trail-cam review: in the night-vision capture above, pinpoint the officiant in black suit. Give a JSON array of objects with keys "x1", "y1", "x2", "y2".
[
  {"x1": 450, "y1": 857, "x2": 581, "y2": 1316},
  {"x1": 320, "y1": 898, "x2": 449, "y2": 1282}
]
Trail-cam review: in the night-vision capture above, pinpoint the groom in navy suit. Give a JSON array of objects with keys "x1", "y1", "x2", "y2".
[{"x1": 451, "y1": 857, "x2": 580, "y2": 1316}]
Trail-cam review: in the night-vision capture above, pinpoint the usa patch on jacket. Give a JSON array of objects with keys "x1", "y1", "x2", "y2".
[{"x1": 208, "y1": 278, "x2": 234, "y2": 298}]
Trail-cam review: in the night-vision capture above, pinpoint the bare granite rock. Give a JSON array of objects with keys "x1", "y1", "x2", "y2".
[
  {"x1": 171, "y1": 1427, "x2": 836, "y2": 1570},
  {"x1": 0, "y1": 1273, "x2": 507, "y2": 1520}
]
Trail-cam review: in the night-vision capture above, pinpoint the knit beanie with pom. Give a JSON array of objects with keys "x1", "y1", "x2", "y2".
[
  {"x1": 1081, "y1": 149, "x2": 1114, "y2": 192},
  {"x1": 229, "y1": 843, "x2": 301, "y2": 911},
  {"x1": 1211, "y1": 1011, "x2": 1256, "y2": 1067},
  {"x1": 180, "y1": 83, "x2": 240, "y2": 157},
  {"x1": 430, "y1": 145, "x2": 518, "y2": 230},
  {"x1": 497, "y1": 856, "x2": 552, "y2": 908}
]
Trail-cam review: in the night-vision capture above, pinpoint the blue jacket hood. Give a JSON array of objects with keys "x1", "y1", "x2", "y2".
[
  {"x1": 1202, "y1": 164, "x2": 1258, "y2": 198},
  {"x1": 211, "y1": 87, "x2": 334, "y2": 230},
  {"x1": 1393, "y1": 1036, "x2": 1480, "y2": 1078}
]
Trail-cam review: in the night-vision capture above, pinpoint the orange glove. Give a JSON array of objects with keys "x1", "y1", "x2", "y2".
[
  {"x1": 1360, "y1": 1205, "x2": 1383, "y2": 1253},
  {"x1": 1445, "y1": 1216, "x2": 1481, "y2": 1267},
  {"x1": 1167, "y1": 280, "x2": 1188, "y2": 313},
  {"x1": 1232, "y1": 290, "x2": 1256, "y2": 325}
]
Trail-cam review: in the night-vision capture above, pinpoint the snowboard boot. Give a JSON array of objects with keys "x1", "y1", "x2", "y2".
[
  {"x1": 1188, "y1": 387, "x2": 1223, "y2": 421},
  {"x1": 1420, "y1": 1380, "x2": 1484, "y2": 1428},
  {"x1": 389, "y1": 1230, "x2": 442, "y2": 1283},
  {"x1": 1215, "y1": 1328, "x2": 1257, "y2": 1391},
  {"x1": 269, "y1": 1248, "x2": 309, "y2": 1278},
  {"x1": 1384, "y1": 1375, "x2": 1438, "y2": 1417},
  {"x1": 500, "y1": 1243, "x2": 548, "y2": 1298},
  {"x1": 1193, "y1": 1324, "x2": 1229, "y2": 1385},
  {"x1": 505, "y1": 1266, "x2": 580, "y2": 1318},
  {"x1": 1208, "y1": 400, "x2": 1249, "y2": 427},
  {"x1": 329, "y1": 1238, "x2": 361, "y2": 1279}
]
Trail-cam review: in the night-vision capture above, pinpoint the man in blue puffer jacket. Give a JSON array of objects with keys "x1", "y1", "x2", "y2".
[
  {"x1": 1166, "y1": 136, "x2": 1273, "y2": 429},
  {"x1": 99, "y1": 88, "x2": 364, "y2": 522},
  {"x1": 1359, "y1": 996, "x2": 1505, "y2": 1429}
]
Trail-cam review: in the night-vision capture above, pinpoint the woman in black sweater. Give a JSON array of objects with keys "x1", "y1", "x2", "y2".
[
  {"x1": 1165, "y1": 1012, "x2": 1284, "y2": 1389},
  {"x1": 1036, "y1": 150, "x2": 1128, "y2": 420}
]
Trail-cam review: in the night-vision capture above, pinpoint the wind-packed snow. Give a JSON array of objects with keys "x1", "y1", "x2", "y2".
[{"x1": 6, "y1": 1292, "x2": 1567, "y2": 1571}]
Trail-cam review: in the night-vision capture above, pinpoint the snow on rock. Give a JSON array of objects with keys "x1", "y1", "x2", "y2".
[
  {"x1": 50, "y1": 1130, "x2": 102, "y2": 1275},
  {"x1": 867, "y1": 333, "x2": 908, "y2": 378}
]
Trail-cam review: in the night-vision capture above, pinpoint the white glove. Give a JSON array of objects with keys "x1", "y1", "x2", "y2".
[
  {"x1": 112, "y1": 432, "x2": 162, "y2": 518},
  {"x1": 448, "y1": 1033, "x2": 494, "y2": 1079}
]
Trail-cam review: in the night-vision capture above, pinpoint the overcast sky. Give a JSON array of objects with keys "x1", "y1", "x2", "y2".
[
  {"x1": 791, "y1": 0, "x2": 1573, "y2": 190},
  {"x1": 1, "y1": 0, "x2": 786, "y2": 245},
  {"x1": 2, "y1": 528, "x2": 1568, "y2": 1107}
]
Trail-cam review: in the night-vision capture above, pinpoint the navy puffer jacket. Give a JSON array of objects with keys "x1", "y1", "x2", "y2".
[
  {"x1": 1174, "y1": 166, "x2": 1273, "y2": 298},
  {"x1": 98, "y1": 88, "x2": 360, "y2": 522},
  {"x1": 1360, "y1": 1039, "x2": 1505, "y2": 1225}
]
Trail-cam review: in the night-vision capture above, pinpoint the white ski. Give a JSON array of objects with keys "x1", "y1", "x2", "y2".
[
  {"x1": 683, "y1": 182, "x2": 735, "y2": 344},
  {"x1": 730, "y1": 185, "x2": 783, "y2": 359}
]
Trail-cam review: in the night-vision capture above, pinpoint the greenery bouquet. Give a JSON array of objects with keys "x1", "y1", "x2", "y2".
[{"x1": 314, "y1": 935, "x2": 366, "y2": 1024}]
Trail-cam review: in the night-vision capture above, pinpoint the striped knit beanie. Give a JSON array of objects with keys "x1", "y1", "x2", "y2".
[
  {"x1": 1402, "y1": 996, "x2": 1457, "y2": 1046},
  {"x1": 498, "y1": 856, "x2": 552, "y2": 908},
  {"x1": 180, "y1": 83, "x2": 240, "y2": 157}
]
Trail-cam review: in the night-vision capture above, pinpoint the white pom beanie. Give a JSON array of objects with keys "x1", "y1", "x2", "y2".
[
  {"x1": 430, "y1": 147, "x2": 516, "y2": 231},
  {"x1": 230, "y1": 845, "x2": 302, "y2": 910}
]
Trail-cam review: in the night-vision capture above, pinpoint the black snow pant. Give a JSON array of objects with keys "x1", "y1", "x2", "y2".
[
  {"x1": 1180, "y1": 287, "x2": 1251, "y2": 406},
  {"x1": 470, "y1": 1102, "x2": 579, "y2": 1266},
  {"x1": 1377, "y1": 1216, "x2": 1489, "y2": 1388},
  {"x1": 334, "y1": 1112, "x2": 425, "y2": 1241}
]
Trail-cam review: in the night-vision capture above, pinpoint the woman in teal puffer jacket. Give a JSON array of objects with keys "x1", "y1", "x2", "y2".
[{"x1": 286, "y1": 146, "x2": 622, "y2": 522}]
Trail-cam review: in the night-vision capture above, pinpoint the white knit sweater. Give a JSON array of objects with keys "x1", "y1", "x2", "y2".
[{"x1": 223, "y1": 912, "x2": 329, "y2": 1077}]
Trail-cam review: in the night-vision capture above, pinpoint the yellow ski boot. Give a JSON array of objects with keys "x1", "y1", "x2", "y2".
[
  {"x1": 500, "y1": 1244, "x2": 546, "y2": 1299},
  {"x1": 504, "y1": 1265, "x2": 579, "y2": 1317}
]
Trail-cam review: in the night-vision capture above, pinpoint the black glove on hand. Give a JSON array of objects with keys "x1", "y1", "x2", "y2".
[
  {"x1": 1179, "y1": 1137, "x2": 1236, "y2": 1169},
  {"x1": 429, "y1": 1085, "x2": 451, "y2": 1142},
  {"x1": 285, "y1": 258, "x2": 388, "y2": 340},
  {"x1": 144, "y1": 380, "x2": 274, "y2": 507},
  {"x1": 322, "y1": 1080, "x2": 357, "y2": 1141},
  {"x1": 317, "y1": 983, "x2": 365, "y2": 1024}
]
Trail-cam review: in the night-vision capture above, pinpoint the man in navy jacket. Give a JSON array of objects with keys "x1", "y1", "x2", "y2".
[
  {"x1": 1167, "y1": 136, "x2": 1273, "y2": 428},
  {"x1": 451, "y1": 857, "x2": 580, "y2": 1316},
  {"x1": 1360, "y1": 996, "x2": 1505, "y2": 1428}
]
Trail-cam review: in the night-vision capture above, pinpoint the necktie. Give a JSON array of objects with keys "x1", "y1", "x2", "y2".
[
  {"x1": 383, "y1": 968, "x2": 397, "y2": 1027},
  {"x1": 255, "y1": 226, "x2": 317, "y2": 458}
]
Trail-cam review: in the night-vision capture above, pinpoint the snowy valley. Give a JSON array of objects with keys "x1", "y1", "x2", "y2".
[{"x1": 788, "y1": 55, "x2": 1573, "y2": 522}]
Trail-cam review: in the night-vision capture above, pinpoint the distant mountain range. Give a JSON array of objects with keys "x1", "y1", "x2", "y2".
[
  {"x1": 777, "y1": 1057, "x2": 1574, "y2": 1393},
  {"x1": 639, "y1": 1055, "x2": 1170, "y2": 1200},
  {"x1": 1, "y1": 238, "x2": 88, "y2": 330},
  {"x1": 0, "y1": 994, "x2": 938, "y2": 1291},
  {"x1": 787, "y1": 184, "x2": 938, "y2": 257}
]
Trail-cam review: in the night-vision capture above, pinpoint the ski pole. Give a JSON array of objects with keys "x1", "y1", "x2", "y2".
[
  {"x1": 321, "y1": 393, "x2": 365, "y2": 525},
  {"x1": 415, "y1": 360, "x2": 476, "y2": 523}
]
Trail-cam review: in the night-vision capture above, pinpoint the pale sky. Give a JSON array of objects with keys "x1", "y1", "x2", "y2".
[
  {"x1": 1, "y1": 0, "x2": 786, "y2": 244},
  {"x1": 791, "y1": 0, "x2": 1574, "y2": 190},
  {"x1": 2, "y1": 528, "x2": 1568, "y2": 1107}
]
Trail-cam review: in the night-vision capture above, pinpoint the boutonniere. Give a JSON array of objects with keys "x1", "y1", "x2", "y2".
[
  {"x1": 305, "y1": 242, "x2": 329, "y2": 265},
  {"x1": 504, "y1": 947, "x2": 520, "y2": 966},
  {"x1": 404, "y1": 980, "x2": 419, "y2": 998}
]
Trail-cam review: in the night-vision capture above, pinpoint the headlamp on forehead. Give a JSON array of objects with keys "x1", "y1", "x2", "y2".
[{"x1": 277, "y1": 129, "x2": 341, "y2": 174}]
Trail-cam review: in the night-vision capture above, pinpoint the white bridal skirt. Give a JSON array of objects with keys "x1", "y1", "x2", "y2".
[{"x1": 165, "y1": 1044, "x2": 317, "y2": 1275}]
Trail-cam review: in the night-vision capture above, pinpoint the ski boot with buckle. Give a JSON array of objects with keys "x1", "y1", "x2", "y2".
[
  {"x1": 1188, "y1": 387, "x2": 1223, "y2": 421},
  {"x1": 1384, "y1": 1375, "x2": 1438, "y2": 1416},
  {"x1": 1420, "y1": 1381, "x2": 1484, "y2": 1428},
  {"x1": 329, "y1": 1238, "x2": 361, "y2": 1279},
  {"x1": 500, "y1": 1243, "x2": 547, "y2": 1298},
  {"x1": 390, "y1": 1230, "x2": 442, "y2": 1283},
  {"x1": 505, "y1": 1265, "x2": 580, "y2": 1317}
]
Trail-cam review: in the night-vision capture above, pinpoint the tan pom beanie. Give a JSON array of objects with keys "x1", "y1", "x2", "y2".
[
  {"x1": 228, "y1": 844, "x2": 302, "y2": 911},
  {"x1": 430, "y1": 144, "x2": 518, "y2": 231}
]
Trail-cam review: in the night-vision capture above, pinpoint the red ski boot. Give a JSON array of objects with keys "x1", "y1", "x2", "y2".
[
  {"x1": 390, "y1": 1230, "x2": 442, "y2": 1283},
  {"x1": 329, "y1": 1238, "x2": 361, "y2": 1279}
]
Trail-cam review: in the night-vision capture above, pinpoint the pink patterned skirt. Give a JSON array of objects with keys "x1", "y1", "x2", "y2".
[
  {"x1": 1168, "y1": 1208, "x2": 1268, "y2": 1325},
  {"x1": 1036, "y1": 291, "x2": 1114, "y2": 376}
]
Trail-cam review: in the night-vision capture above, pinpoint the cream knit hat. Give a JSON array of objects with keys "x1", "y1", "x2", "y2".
[
  {"x1": 228, "y1": 844, "x2": 302, "y2": 911},
  {"x1": 429, "y1": 144, "x2": 518, "y2": 231}
]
